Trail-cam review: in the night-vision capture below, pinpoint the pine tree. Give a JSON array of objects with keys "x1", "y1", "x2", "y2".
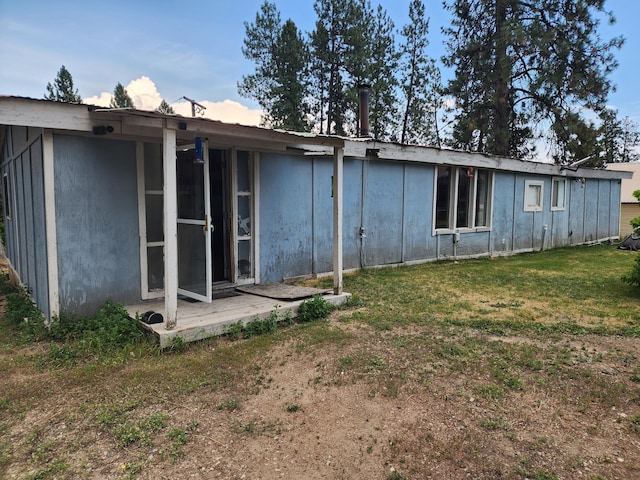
[
  {"x1": 443, "y1": 0, "x2": 623, "y2": 160},
  {"x1": 366, "y1": 5, "x2": 400, "y2": 141},
  {"x1": 619, "y1": 116, "x2": 640, "y2": 163},
  {"x1": 238, "y1": 0, "x2": 282, "y2": 126},
  {"x1": 398, "y1": 0, "x2": 441, "y2": 145},
  {"x1": 270, "y1": 20, "x2": 311, "y2": 131},
  {"x1": 597, "y1": 110, "x2": 640, "y2": 164},
  {"x1": 310, "y1": 0, "x2": 357, "y2": 135},
  {"x1": 110, "y1": 82, "x2": 135, "y2": 109},
  {"x1": 45, "y1": 65, "x2": 82, "y2": 103},
  {"x1": 156, "y1": 99, "x2": 175, "y2": 114}
]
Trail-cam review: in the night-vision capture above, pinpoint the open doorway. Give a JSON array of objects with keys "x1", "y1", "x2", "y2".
[
  {"x1": 209, "y1": 149, "x2": 230, "y2": 283},
  {"x1": 138, "y1": 143, "x2": 253, "y2": 302}
]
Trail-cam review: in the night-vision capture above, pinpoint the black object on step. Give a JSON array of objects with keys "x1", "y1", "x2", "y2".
[{"x1": 141, "y1": 311, "x2": 164, "y2": 324}]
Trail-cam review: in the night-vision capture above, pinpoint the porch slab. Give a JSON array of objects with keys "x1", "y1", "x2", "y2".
[{"x1": 126, "y1": 290, "x2": 350, "y2": 349}]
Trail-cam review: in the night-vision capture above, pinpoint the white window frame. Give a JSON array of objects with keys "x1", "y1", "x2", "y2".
[
  {"x1": 136, "y1": 142, "x2": 165, "y2": 300},
  {"x1": 433, "y1": 166, "x2": 493, "y2": 233},
  {"x1": 524, "y1": 180, "x2": 544, "y2": 212},
  {"x1": 231, "y1": 149, "x2": 258, "y2": 286},
  {"x1": 551, "y1": 177, "x2": 566, "y2": 211}
]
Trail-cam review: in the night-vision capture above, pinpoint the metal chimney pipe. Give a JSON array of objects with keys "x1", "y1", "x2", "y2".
[{"x1": 358, "y1": 84, "x2": 371, "y2": 138}]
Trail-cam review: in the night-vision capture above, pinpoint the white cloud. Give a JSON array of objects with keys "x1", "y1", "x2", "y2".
[
  {"x1": 125, "y1": 76, "x2": 163, "y2": 110},
  {"x1": 83, "y1": 91, "x2": 111, "y2": 107},
  {"x1": 84, "y1": 76, "x2": 263, "y2": 126},
  {"x1": 172, "y1": 99, "x2": 263, "y2": 126}
]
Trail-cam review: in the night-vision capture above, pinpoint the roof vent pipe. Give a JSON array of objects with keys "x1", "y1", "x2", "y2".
[{"x1": 358, "y1": 84, "x2": 371, "y2": 138}]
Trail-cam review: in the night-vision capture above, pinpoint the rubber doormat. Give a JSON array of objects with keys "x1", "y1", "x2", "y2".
[{"x1": 236, "y1": 284, "x2": 329, "y2": 300}]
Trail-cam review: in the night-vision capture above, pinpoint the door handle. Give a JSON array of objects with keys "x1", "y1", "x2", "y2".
[
  {"x1": 203, "y1": 215, "x2": 209, "y2": 236},
  {"x1": 202, "y1": 215, "x2": 214, "y2": 235}
]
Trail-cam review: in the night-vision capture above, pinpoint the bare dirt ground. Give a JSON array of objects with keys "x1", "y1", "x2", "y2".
[{"x1": 3, "y1": 311, "x2": 639, "y2": 480}]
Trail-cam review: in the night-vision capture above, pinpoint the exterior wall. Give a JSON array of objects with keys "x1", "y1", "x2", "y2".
[
  {"x1": 258, "y1": 153, "x2": 623, "y2": 283},
  {"x1": 0, "y1": 126, "x2": 50, "y2": 317},
  {"x1": 620, "y1": 204, "x2": 640, "y2": 237},
  {"x1": 53, "y1": 134, "x2": 141, "y2": 315},
  {"x1": 606, "y1": 162, "x2": 640, "y2": 237}
]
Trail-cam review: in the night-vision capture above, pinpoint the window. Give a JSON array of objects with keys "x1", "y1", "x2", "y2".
[
  {"x1": 524, "y1": 180, "x2": 544, "y2": 211},
  {"x1": 236, "y1": 150, "x2": 253, "y2": 280},
  {"x1": 551, "y1": 178, "x2": 566, "y2": 210},
  {"x1": 434, "y1": 166, "x2": 492, "y2": 230}
]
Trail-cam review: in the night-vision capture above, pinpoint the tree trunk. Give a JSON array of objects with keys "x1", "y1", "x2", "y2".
[{"x1": 493, "y1": 0, "x2": 511, "y2": 157}]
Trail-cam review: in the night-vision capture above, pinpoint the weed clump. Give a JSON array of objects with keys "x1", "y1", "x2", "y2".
[
  {"x1": 49, "y1": 301, "x2": 144, "y2": 351},
  {"x1": 1, "y1": 273, "x2": 149, "y2": 365},
  {"x1": 297, "y1": 295, "x2": 334, "y2": 322}
]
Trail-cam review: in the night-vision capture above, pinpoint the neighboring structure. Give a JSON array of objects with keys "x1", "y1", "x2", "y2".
[
  {"x1": 0, "y1": 96, "x2": 632, "y2": 328},
  {"x1": 606, "y1": 162, "x2": 640, "y2": 237}
]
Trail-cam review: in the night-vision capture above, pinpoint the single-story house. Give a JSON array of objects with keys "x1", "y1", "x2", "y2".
[
  {"x1": 606, "y1": 162, "x2": 640, "y2": 237},
  {"x1": 0, "y1": 96, "x2": 633, "y2": 336}
]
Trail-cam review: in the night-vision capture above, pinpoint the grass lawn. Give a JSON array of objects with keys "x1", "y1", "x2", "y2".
[{"x1": 0, "y1": 245, "x2": 639, "y2": 479}]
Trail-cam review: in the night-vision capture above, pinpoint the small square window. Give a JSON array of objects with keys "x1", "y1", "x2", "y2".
[
  {"x1": 551, "y1": 178, "x2": 566, "y2": 210},
  {"x1": 524, "y1": 180, "x2": 544, "y2": 212}
]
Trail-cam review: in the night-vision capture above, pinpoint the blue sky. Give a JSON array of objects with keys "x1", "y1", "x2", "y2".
[{"x1": 0, "y1": 0, "x2": 638, "y2": 127}]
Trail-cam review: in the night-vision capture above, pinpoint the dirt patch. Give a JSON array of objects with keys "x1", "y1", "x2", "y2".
[{"x1": 2, "y1": 314, "x2": 639, "y2": 480}]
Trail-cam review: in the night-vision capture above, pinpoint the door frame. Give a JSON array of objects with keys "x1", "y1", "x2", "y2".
[
  {"x1": 176, "y1": 141, "x2": 213, "y2": 303},
  {"x1": 137, "y1": 141, "x2": 260, "y2": 301}
]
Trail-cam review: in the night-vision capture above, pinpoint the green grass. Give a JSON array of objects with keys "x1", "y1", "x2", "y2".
[{"x1": 313, "y1": 245, "x2": 639, "y2": 334}]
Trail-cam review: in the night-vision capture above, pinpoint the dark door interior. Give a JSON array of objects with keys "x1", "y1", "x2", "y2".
[{"x1": 209, "y1": 149, "x2": 229, "y2": 282}]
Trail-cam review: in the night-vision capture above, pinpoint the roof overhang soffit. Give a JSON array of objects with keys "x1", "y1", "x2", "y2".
[
  {"x1": 96, "y1": 110, "x2": 344, "y2": 152},
  {"x1": 343, "y1": 140, "x2": 632, "y2": 180}
]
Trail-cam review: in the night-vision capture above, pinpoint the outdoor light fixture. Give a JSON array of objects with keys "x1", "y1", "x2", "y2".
[
  {"x1": 92, "y1": 125, "x2": 113, "y2": 135},
  {"x1": 365, "y1": 148, "x2": 379, "y2": 158},
  {"x1": 193, "y1": 136, "x2": 205, "y2": 165}
]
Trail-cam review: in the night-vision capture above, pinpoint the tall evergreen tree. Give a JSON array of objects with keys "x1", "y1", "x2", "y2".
[
  {"x1": 398, "y1": 0, "x2": 441, "y2": 145},
  {"x1": 310, "y1": 0, "x2": 358, "y2": 135},
  {"x1": 443, "y1": 0, "x2": 623, "y2": 161},
  {"x1": 619, "y1": 116, "x2": 640, "y2": 163},
  {"x1": 238, "y1": 0, "x2": 282, "y2": 126},
  {"x1": 110, "y1": 82, "x2": 135, "y2": 108},
  {"x1": 366, "y1": 5, "x2": 400, "y2": 141},
  {"x1": 598, "y1": 110, "x2": 640, "y2": 164},
  {"x1": 270, "y1": 20, "x2": 311, "y2": 131},
  {"x1": 156, "y1": 99, "x2": 175, "y2": 114},
  {"x1": 45, "y1": 65, "x2": 82, "y2": 103}
]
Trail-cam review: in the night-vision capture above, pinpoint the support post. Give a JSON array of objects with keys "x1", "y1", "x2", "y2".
[
  {"x1": 163, "y1": 127, "x2": 178, "y2": 329},
  {"x1": 42, "y1": 129, "x2": 60, "y2": 320},
  {"x1": 333, "y1": 147, "x2": 344, "y2": 295}
]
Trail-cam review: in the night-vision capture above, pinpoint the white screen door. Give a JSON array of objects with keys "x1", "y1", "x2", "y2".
[{"x1": 177, "y1": 142, "x2": 212, "y2": 302}]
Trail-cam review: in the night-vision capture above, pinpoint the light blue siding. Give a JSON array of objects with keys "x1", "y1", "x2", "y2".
[
  {"x1": 311, "y1": 157, "x2": 334, "y2": 275},
  {"x1": 583, "y1": 179, "x2": 599, "y2": 243},
  {"x1": 362, "y1": 160, "x2": 404, "y2": 266},
  {"x1": 54, "y1": 134, "x2": 140, "y2": 315},
  {"x1": 490, "y1": 172, "x2": 516, "y2": 253},
  {"x1": 403, "y1": 163, "x2": 434, "y2": 261},
  {"x1": 259, "y1": 153, "x2": 314, "y2": 282},
  {"x1": 342, "y1": 158, "x2": 365, "y2": 270},
  {"x1": 258, "y1": 157, "x2": 624, "y2": 284},
  {"x1": 0, "y1": 127, "x2": 50, "y2": 317}
]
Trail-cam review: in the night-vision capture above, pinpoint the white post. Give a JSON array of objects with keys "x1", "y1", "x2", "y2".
[
  {"x1": 163, "y1": 127, "x2": 178, "y2": 329},
  {"x1": 333, "y1": 147, "x2": 344, "y2": 295},
  {"x1": 42, "y1": 129, "x2": 60, "y2": 320}
]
